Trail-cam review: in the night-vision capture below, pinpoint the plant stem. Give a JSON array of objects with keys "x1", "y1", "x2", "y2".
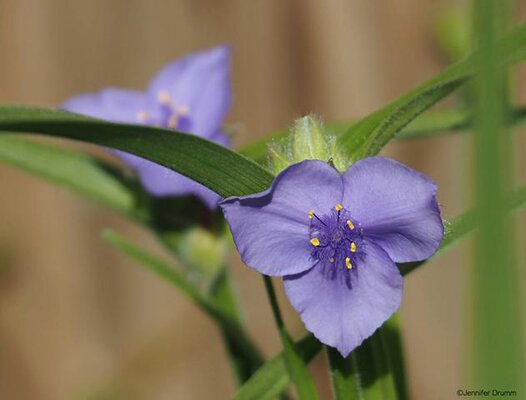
[
  {"x1": 472, "y1": 0, "x2": 524, "y2": 391},
  {"x1": 210, "y1": 269, "x2": 265, "y2": 384},
  {"x1": 262, "y1": 276, "x2": 319, "y2": 400}
]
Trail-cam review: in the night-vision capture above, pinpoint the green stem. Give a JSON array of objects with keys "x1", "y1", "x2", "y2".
[
  {"x1": 379, "y1": 315, "x2": 409, "y2": 400},
  {"x1": 327, "y1": 321, "x2": 401, "y2": 400},
  {"x1": 327, "y1": 347, "x2": 362, "y2": 399},
  {"x1": 210, "y1": 269, "x2": 264, "y2": 384},
  {"x1": 103, "y1": 230, "x2": 264, "y2": 386},
  {"x1": 472, "y1": 0, "x2": 524, "y2": 390},
  {"x1": 262, "y1": 276, "x2": 319, "y2": 400}
]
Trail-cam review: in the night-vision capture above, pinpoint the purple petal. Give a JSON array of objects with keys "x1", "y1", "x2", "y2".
[
  {"x1": 284, "y1": 240, "x2": 403, "y2": 357},
  {"x1": 61, "y1": 88, "x2": 148, "y2": 124},
  {"x1": 117, "y1": 151, "x2": 220, "y2": 209},
  {"x1": 342, "y1": 157, "x2": 443, "y2": 263},
  {"x1": 147, "y1": 45, "x2": 232, "y2": 138},
  {"x1": 221, "y1": 160, "x2": 343, "y2": 276}
]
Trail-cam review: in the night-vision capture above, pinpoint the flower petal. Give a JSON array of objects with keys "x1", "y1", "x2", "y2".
[
  {"x1": 221, "y1": 160, "x2": 343, "y2": 276},
  {"x1": 342, "y1": 157, "x2": 443, "y2": 263},
  {"x1": 61, "y1": 88, "x2": 148, "y2": 124},
  {"x1": 284, "y1": 240, "x2": 403, "y2": 357},
  {"x1": 147, "y1": 45, "x2": 232, "y2": 138},
  {"x1": 117, "y1": 152, "x2": 220, "y2": 208}
]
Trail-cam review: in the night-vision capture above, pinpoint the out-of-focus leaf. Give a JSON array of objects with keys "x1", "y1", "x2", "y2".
[
  {"x1": 102, "y1": 230, "x2": 264, "y2": 379},
  {"x1": 262, "y1": 276, "x2": 319, "y2": 400},
  {"x1": 0, "y1": 106, "x2": 274, "y2": 198},
  {"x1": 0, "y1": 135, "x2": 136, "y2": 215},
  {"x1": 232, "y1": 334, "x2": 321, "y2": 400},
  {"x1": 471, "y1": 0, "x2": 524, "y2": 391},
  {"x1": 336, "y1": 21, "x2": 526, "y2": 160},
  {"x1": 239, "y1": 107, "x2": 526, "y2": 162}
]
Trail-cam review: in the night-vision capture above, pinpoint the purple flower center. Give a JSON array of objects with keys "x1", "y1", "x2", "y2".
[
  {"x1": 136, "y1": 90, "x2": 193, "y2": 131},
  {"x1": 308, "y1": 204, "x2": 365, "y2": 271}
]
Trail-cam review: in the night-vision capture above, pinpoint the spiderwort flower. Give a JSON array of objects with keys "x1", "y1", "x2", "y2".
[
  {"x1": 61, "y1": 45, "x2": 232, "y2": 209},
  {"x1": 221, "y1": 157, "x2": 443, "y2": 356}
]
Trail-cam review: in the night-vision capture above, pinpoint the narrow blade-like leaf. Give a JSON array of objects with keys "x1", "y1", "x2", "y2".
[
  {"x1": 336, "y1": 20, "x2": 526, "y2": 159},
  {"x1": 0, "y1": 135, "x2": 136, "y2": 215},
  {"x1": 0, "y1": 106, "x2": 274, "y2": 198}
]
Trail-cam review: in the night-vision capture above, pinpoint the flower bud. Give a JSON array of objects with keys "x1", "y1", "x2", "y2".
[
  {"x1": 292, "y1": 115, "x2": 330, "y2": 162},
  {"x1": 268, "y1": 143, "x2": 292, "y2": 175},
  {"x1": 176, "y1": 227, "x2": 228, "y2": 277}
]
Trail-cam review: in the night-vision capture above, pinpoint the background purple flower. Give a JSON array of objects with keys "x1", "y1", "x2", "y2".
[
  {"x1": 221, "y1": 157, "x2": 443, "y2": 356},
  {"x1": 61, "y1": 45, "x2": 232, "y2": 209}
]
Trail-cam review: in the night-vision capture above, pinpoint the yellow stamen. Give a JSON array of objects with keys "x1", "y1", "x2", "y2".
[
  {"x1": 136, "y1": 110, "x2": 149, "y2": 122},
  {"x1": 345, "y1": 257, "x2": 353, "y2": 269},
  {"x1": 335, "y1": 204, "x2": 343, "y2": 211},
  {"x1": 158, "y1": 90, "x2": 172, "y2": 105},
  {"x1": 329, "y1": 257, "x2": 335, "y2": 263},
  {"x1": 308, "y1": 210, "x2": 315, "y2": 219},
  {"x1": 350, "y1": 242, "x2": 357, "y2": 253},
  {"x1": 310, "y1": 238, "x2": 320, "y2": 247},
  {"x1": 176, "y1": 106, "x2": 189, "y2": 116},
  {"x1": 346, "y1": 220, "x2": 355, "y2": 230},
  {"x1": 167, "y1": 114, "x2": 178, "y2": 128}
]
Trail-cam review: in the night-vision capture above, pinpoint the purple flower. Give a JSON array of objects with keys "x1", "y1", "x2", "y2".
[
  {"x1": 61, "y1": 45, "x2": 232, "y2": 209},
  {"x1": 221, "y1": 157, "x2": 443, "y2": 356}
]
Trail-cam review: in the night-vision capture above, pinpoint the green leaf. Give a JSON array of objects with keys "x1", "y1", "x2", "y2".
[
  {"x1": 472, "y1": 0, "x2": 524, "y2": 391},
  {"x1": 0, "y1": 124, "x2": 266, "y2": 385},
  {"x1": 0, "y1": 135, "x2": 136, "y2": 215},
  {"x1": 328, "y1": 318, "x2": 407, "y2": 400},
  {"x1": 209, "y1": 269, "x2": 265, "y2": 384},
  {"x1": 239, "y1": 107, "x2": 526, "y2": 163},
  {"x1": 232, "y1": 334, "x2": 321, "y2": 400},
  {"x1": 262, "y1": 276, "x2": 319, "y2": 400},
  {"x1": 379, "y1": 315, "x2": 409, "y2": 400},
  {"x1": 0, "y1": 106, "x2": 274, "y2": 198},
  {"x1": 102, "y1": 229, "x2": 264, "y2": 379},
  {"x1": 336, "y1": 20, "x2": 526, "y2": 160},
  {"x1": 327, "y1": 347, "x2": 362, "y2": 399}
]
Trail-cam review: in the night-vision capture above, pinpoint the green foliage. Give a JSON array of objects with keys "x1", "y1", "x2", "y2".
[
  {"x1": 0, "y1": 135, "x2": 137, "y2": 216},
  {"x1": 239, "y1": 107, "x2": 526, "y2": 163},
  {"x1": 472, "y1": 0, "x2": 524, "y2": 391},
  {"x1": 336, "y1": 20, "x2": 526, "y2": 160},
  {"x1": 291, "y1": 116, "x2": 330, "y2": 163},
  {"x1": 0, "y1": 106, "x2": 274, "y2": 198},
  {"x1": 1, "y1": 14, "x2": 526, "y2": 400},
  {"x1": 262, "y1": 276, "x2": 319, "y2": 400},
  {"x1": 232, "y1": 335, "x2": 321, "y2": 400},
  {"x1": 102, "y1": 230, "x2": 264, "y2": 382}
]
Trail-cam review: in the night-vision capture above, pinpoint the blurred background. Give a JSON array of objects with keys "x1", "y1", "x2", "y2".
[{"x1": 0, "y1": 0, "x2": 525, "y2": 399}]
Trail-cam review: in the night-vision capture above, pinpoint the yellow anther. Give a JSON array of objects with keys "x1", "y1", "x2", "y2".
[
  {"x1": 136, "y1": 110, "x2": 150, "y2": 122},
  {"x1": 176, "y1": 106, "x2": 189, "y2": 116},
  {"x1": 335, "y1": 204, "x2": 343, "y2": 211},
  {"x1": 350, "y1": 242, "x2": 357, "y2": 253},
  {"x1": 308, "y1": 210, "x2": 315, "y2": 219},
  {"x1": 329, "y1": 257, "x2": 335, "y2": 263},
  {"x1": 167, "y1": 114, "x2": 178, "y2": 128},
  {"x1": 346, "y1": 220, "x2": 355, "y2": 230},
  {"x1": 158, "y1": 90, "x2": 172, "y2": 105},
  {"x1": 345, "y1": 257, "x2": 353, "y2": 269},
  {"x1": 310, "y1": 238, "x2": 320, "y2": 247}
]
